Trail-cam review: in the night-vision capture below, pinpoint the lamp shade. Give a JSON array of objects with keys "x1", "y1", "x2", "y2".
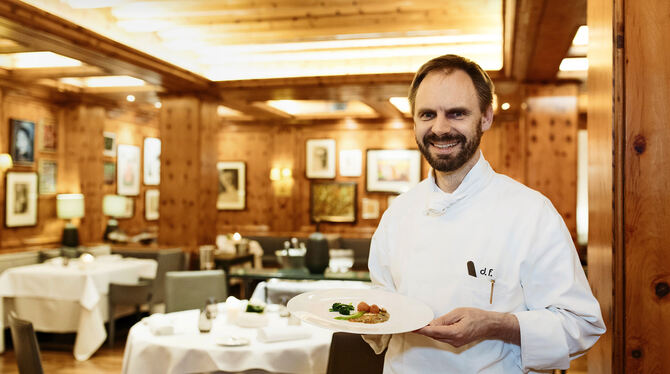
[
  {"x1": 0, "y1": 153, "x2": 12, "y2": 171},
  {"x1": 103, "y1": 194, "x2": 127, "y2": 217},
  {"x1": 56, "y1": 194, "x2": 85, "y2": 219}
]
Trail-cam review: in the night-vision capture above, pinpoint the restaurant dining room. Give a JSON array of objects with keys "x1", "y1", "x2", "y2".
[{"x1": 0, "y1": 0, "x2": 667, "y2": 373}]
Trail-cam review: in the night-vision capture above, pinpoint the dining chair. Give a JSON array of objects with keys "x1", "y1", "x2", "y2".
[
  {"x1": 149, "y1": 249, "x2": 185, "y2": 305},
  {"x1": 165, "y1": 269, "x2": 228, "y2": 313},
  {"x1": 107, "y1": 278, "x2": 153, "y2": 347},
  {"x1": 8, "y1": 311, "x2": 44, "y2": 374},
  {"x1": 326, "y1": 332, "x2": 385, "y2": 374}
]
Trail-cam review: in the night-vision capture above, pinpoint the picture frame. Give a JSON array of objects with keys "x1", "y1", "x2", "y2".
[
  {"x1": 103, "y1": 132, "x2": 117, "y2": 157},
  {"x1": 361, "y1": 197, "x2": 380, "y2": 219},
  {"x1": 339, "y1": 149, "x2": 362, "y2": 177},
  {"x1": 145, "y1": 189, "x2": 159, "y2": 220},
  {"x1": 117, "y1": 144, "x2": 141, "y2": 196},
  {"x1": 310, "y1": 181, "x2": 357, "y2": 223},
  {"x1": 38, "y1": 159, "x2": 57, "y2": 195},
  {"x1": 217, "y1": 161, "x2": 246, "y2": 210},
  {"x1": 38, "y1": 118, "x2": 57, "y2": 152},
  {"x1": 306, "y1": 139, "x2": 336, "y2": 178},
  {"x1": 10, "y1": 119, "x2": 35, "y2": 165},
  {"x1": 104, "y1": 161, "x2": 115, "y2": 185},
  {"x1": 143, "y1": 137, "x2": 161, "y2": 185},
  {"x1": 5, "y1": 171, "x2": 38, "y2": 227},
  {"x1": 366, "y1": 149, "x2": 422, "y2": 193}
]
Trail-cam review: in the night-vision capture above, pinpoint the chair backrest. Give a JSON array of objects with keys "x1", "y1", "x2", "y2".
[
  {"x1": 151, "y1": 249, "x2": 185, "y2": 304},
  {"x1": 165, "y1": 270, "x2": 227, "y2": 313},
  {"x1": 326, "y1": 332, "x2": 385, "y2": 374},
  {"x1": 8, "y1": 312, "x2": 44, "y2": 374}
]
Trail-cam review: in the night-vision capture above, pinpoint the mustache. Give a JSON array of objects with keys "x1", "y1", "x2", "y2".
[{"x1": 423, "y1": 132, "x2": 466, "y2": 144}]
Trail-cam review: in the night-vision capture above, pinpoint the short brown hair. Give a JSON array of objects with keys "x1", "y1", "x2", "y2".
[{"x1": 408, "y1": 54, "x2": 494, "y2": 114}]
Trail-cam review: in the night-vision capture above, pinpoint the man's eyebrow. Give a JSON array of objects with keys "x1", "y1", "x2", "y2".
[{"x1": 445, "y1": 107, "x2": 471, "y2": 114}]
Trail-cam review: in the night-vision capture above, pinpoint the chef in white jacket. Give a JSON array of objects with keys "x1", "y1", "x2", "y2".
[{"x1": 367, "y1": 54, "x2": 605, "y2": 373}]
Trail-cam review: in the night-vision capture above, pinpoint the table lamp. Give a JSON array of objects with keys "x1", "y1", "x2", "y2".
[
  {"x1": 103, "y1": 194, "x2": 126, "y2": 241},
  {"x1": 57, "y1": 194, "x2": 85, "y2": 247}
]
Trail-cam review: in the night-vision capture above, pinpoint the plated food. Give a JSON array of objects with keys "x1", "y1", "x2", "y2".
[{"x1": 329, "y1": 301, "x2": 390, "y2": 324}]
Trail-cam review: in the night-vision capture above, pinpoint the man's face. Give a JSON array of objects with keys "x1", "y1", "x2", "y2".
[{"x1": 413, "y1": 70, "x2": 492, "y2": 173}]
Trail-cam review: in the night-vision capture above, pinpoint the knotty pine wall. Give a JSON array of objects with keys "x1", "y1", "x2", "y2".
[{"x1": 0, "y1": 87, "x2": 160, "y2": 252}]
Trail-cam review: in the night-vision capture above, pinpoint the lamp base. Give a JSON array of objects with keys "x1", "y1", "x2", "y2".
[{"x1": 62, "y1": 224, "x2": 79, "y2": 248}]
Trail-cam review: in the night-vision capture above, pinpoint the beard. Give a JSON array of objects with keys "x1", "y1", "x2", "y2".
[{"x1": 416, "y1": 121, "x2": 483, "y2": 173}]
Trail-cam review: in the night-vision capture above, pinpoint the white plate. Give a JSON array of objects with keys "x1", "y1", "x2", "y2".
[
  {"x1": 286, "y1": 288, "x2": 434, "y2": 334},
  {"x1": 215, "y1": 335, "x2": 250, "y2": 347}
]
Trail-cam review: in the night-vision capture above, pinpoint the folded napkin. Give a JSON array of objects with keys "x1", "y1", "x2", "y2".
[
  {"x1": 257, "y1": 326, "x2": 312, "y2": 343},
  {"x1": 143, "y1": 314, "x2": 174, "y2": 336}
]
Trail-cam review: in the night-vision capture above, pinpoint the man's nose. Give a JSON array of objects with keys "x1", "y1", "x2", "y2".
[{"x1": 431, "y1": 115, "x2": 452, "y2": 136}]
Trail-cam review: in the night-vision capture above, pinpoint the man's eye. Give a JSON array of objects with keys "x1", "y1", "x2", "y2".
[
  {"x1": 449, "y1": 111, "x2": 466, "y2": 119},
  {"x1": 418, "y1": 112, "x2": 435, "y2": 120}
]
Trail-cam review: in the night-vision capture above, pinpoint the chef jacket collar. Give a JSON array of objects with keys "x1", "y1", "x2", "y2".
[{"x1": 424, "y1": 151, "x2": 495, "y2": 216}]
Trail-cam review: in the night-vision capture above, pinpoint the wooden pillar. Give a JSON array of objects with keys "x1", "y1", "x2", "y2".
[
  {"x1": 524, "y1": 84, "x2": 579, "y2": 239},
  {"x1": 158, "y1": 96, "x2": 218, "y2": 255},
  {"x1": 63, "y1": 104, "x2": 105, "y2": 244}
]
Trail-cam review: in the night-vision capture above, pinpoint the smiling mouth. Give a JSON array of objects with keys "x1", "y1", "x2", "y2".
[{"x1": 431, "y1": 141, "x2": 459, "y2": 149}]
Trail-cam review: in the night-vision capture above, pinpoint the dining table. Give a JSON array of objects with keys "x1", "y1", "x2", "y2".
[
  {"x1": 122, "y1": 303, "x2": 334, "y2": 374},
  {"x1": 0, "y1": 254, "x2": 157, "y2": 360}
]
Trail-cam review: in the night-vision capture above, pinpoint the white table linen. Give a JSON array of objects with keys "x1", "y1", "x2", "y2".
[
  {"x1": 122, "y1": 305, "x2": 333, "y2": 374},
  {"x1": 251, "y1": 279, "x2": 372, "y2": 304},
  {"x1": 0, "y1": 257, "x2": 157, "y2": 360}
]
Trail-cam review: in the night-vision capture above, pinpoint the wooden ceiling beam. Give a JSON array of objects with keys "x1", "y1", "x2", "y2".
[
  {"x1": 0, "y1": 44, "x2": 36, "y2": 53},
  {"x1": 9, "y1": 65, "x2": 106, "y2": 79},
  {"x1": 360, "y1": 98, "x2": 403, "y2": 119},
  {"x1": 0, "y1": 0, "x2": 211, "y2": 91},
  {"x1": 511, "y1": 0, "x2": 585, "y2": 82}
]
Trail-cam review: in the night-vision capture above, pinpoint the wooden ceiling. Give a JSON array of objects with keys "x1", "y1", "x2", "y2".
[{"x1": 0, "y1": 0, "x2": 585, "y2": 120}]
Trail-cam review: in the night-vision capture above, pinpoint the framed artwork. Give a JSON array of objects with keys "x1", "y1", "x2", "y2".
[
  {"x1": 339, "y1": 149, "x2": 362, "y2": 177},
  {"x1": 145, "y1": 189, "x2": 159, "y2": 220},
  {"x1": 5, "y1": 172, "x2": 38, "y2": 227},
  {"x1": 306, "y1": 139, "x2": 336, "y2": 178},
  {"x1": 103, "y1": 132, "x2": 117, "y2": 157},
  {"x1": 217, "y1": 161, "x2": 246, "y2": 210},
  {"x1": 38, "y1": 118, "x2": 57, "y2": 152},
  {"x1": 117, "y1": 144, "x2": 140, "y2": 196},
  {"x1": 366, "y1": 149, "x2": 422, "y2": 193},
  {"x1": 10, "y1": 119, "x2": 35, "y2": 165},
  {"x1": 38, "y1": 160, "x2": 57, "y2": 195},
  {"x1": 143, "y1": 137, "x2": 161, "y2": 185},
  {"x1": 361, "y1": 197, "x2": 380, "y2": 219},
  {"x1": 310, "y1": 181, "x2": 356, "y2": 223},
  {"x1": 103, "y1": 161, "x2": 115, "y2": 185}
]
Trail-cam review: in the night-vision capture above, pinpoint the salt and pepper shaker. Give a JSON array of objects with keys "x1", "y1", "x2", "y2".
[{"x1": 198, "y1": 297, "x2": 217, "y2": 333}]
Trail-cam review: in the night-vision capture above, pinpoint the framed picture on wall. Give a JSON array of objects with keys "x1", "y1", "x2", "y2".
[
  {"x1": 339, "y1": 149, "x2": 362, "y2": 177},
  {"x1": 217, "y1": 161, "x2": 246, "y2": 210},
  {"x1": 117, "y1": 144, "x2": 141, "y2": 196},
  {"x1": 5, "y1": 171, "x2": 38, "y2": 227},
  {"x1": 143, "y1": 137, "x2": 161, "y2": 185},
  {"x1": 38, "y1": 160, "x2": 57, "y2": 195},
  {"x1": 366, "y1": 149, "x2": 422, "y2": 193},
  {"x1": 10, "y1": 119, "x2": 35, "y2": 165},
  {"x1": 104, "y1": 161, "x2": 115, "y2": 185},
  {"x1": 103, "y1": 132, "x2": 117, "y2": 157},
  {"x1": 306, "y1": 139, "x2": 336, "y2": 178},
  {"x1": 310, "y1": 181, "x2": 356, "y2": 223},
  {"x1": 145, "y1": 189, "x2": 159, "y2": 220},
  {"x1": 361, "y1": 197, "x2": 380, "y2": 219},
  {"x1": 38, "y1": 118, "x2": 57, "y2": 152}
]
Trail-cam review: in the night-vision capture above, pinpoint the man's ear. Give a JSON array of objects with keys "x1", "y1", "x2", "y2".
[{"x1": 481, "y1": 105, "x2": 494, "y2": 132}]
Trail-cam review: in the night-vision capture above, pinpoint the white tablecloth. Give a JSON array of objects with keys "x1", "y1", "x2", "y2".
[
  {"x1": 122, "y1": 306, "x2": 334, "y2": 374},
  {"x1": 251, "y1": 279, "x2": 372, "y2": 304},
  {"x1": 0, "y1": 257, "x2": 157, "y2": 360}
]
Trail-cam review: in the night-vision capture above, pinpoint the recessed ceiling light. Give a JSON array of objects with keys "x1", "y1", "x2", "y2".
[
  {"x1": 154, "y1": 102, "x2": 162, "y2": 109},
  {"x1": 126, "y1": 95, "x2": 135, "y2": 102},
  {"x1": 501, "y1": 102, "x2": 511, "y2": 111}
]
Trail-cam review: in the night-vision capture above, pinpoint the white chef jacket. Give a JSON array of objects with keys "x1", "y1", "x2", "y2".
[{"x1": 368, "y1": 153, "x2": 605, "y2": 373}]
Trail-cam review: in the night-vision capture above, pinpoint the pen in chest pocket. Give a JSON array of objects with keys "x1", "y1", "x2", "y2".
[{"x1": 489, "y1": 279, "x2": 495, "y2": 304}]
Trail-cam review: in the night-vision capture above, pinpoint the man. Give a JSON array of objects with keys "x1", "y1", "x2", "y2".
[{"x1": 367, "y1": 54, "x2": 605, "y2": 373}]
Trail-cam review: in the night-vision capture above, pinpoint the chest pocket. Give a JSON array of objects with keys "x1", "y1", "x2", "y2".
[{"x1": 460, "y1": 275, "x2": 523, "y2": 313}]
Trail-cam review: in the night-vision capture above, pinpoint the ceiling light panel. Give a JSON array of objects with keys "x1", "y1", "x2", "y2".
[
  {"x1": 0, "y1": 52, "x2": 82, "y2": 69},
  {"x1": 265, "y1": 100, "x2": 377, "y2": 118}
]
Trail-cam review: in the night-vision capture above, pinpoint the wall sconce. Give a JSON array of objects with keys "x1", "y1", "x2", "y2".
[
  {"x1": 270, "y1": 167, "x2": 292, "y2": 181},
  {"x1": 0, "y1": 153, "x2": 13, "y2": 172},
  {"x1": 270, "y1": 167, "x2": 293, "y2": 197}
]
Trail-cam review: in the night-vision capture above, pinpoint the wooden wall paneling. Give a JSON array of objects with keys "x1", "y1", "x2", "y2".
[
  {"x1": 104, "y1": 108, "x2": 160, "y2": 236},
  {"x1": 624, "y1": 0, "x2": 670, "y2": 371},
  {"x1": 197, "y1": 101, "x2": 218, "y2": 245},
  {"x1": 0, "y1": 92, "x2": 63, "y2": 250},
  {"x1": 272, "y1": 125, "x2": 299, "y2": 234},
  {"x1": 586, "y1": 0, "x2": 618, "y2": 371},
  {"x1": 158, "y1": 96, "x2": 217, "y2": 252},
  {"x1": 524, "y1": 84, "x2": 579, "y2": 239},
  {"x1": 216, "y1": 123, "x2": 274, "y2": 234},
  {"x1": 63, "y1": 104, "x2": 105, "y2": 245}
]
